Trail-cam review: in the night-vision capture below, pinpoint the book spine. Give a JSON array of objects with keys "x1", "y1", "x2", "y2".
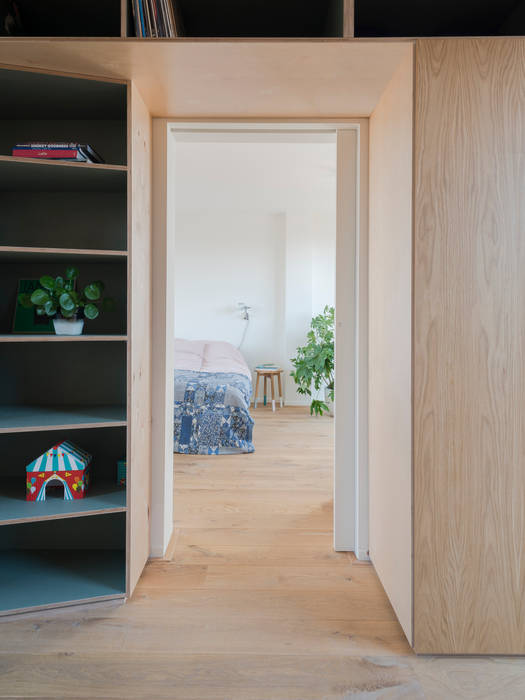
[
  {"x1": 162, "y1": 0, "x2": 172, "y2": 37},
  {"x1": 15, "y1": 143, "x2": 76, "y2": 149},
  {"x1": 12, "y1": 149, "x2": 84, "y2": 160},
  {"x1": 137, "y1": 0, "x2": 146, "y2": 37},
  {"x1": 144, "y1": 0, "x2": 152, "y2": 37},
  {"x1": 131, "y1": 0, "x2": 141, "y2": 37},
  {"x1": 152, "y1": 0, "x2": 160, "y2": 37},
  {"x1": 158, "y1": 0, "x2": 167, "y2": 37}
]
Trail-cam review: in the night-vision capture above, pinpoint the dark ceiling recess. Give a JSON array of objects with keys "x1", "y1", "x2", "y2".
[
  {"x1": 355, "y1": 0, "x2": 525, "y2": 36},
  {"x1": 176, "y1": 0, "x2": 344, "y2": 37}
]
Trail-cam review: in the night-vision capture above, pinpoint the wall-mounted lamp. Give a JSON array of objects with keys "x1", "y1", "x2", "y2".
[{"x1": 238, "y1": 302, "x2": 251, "y2": 321}]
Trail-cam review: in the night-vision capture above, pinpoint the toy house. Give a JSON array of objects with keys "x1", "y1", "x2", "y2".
[{"x1": 26, "y1": 441, "x2": 91, "y2": 502}]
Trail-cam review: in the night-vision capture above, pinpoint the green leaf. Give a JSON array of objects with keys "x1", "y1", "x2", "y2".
[
  {"x1": 30, "y1": 289, "x2": 50, "y2": 306},
  {"x1": 17, "y1": 293, "x2": 33, "y2": 309},
  {"x1": 59, "y1": 292, "x2": 76, "y2": 312},
  {"x1": 84, "y1": 283, "x2": 101, "y2": 301},
  {"x1": 66, "y1": 267, "x2": 79, "y2": 281},
  {"x1": 55, "y1": 276, "x2": 64, "y2": 288},
  {"x1": 60, "y1": 308, "x2": 75, "y2": 319},
  {"x1": 310, "y1": 400, "x2": 329, "y2": 417},
  {"x1": 44, "y1": 300, "x2": 57, "y2": 317},
  {"x1": 35, "y1": 307, "x2": 46, "y2": 316},
  {"x1": 39, "y1": 275, "x2": 55, "y2": 291},
  {"x1": 84, "y1": 303, "x2": 99, "y2": 320}
]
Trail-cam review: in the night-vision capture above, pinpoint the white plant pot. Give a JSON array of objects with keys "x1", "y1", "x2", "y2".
[
  {"x1": 53, "y1": 317, "x2": 84, "y2": 336},
  {"x1": 324, "y1": 388, "x2": 334, "y2": 417}
]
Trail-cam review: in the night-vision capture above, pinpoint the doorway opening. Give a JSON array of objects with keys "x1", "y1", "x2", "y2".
[{"x1": 151, "y1": 121, "x2": 368, "y2": 560}]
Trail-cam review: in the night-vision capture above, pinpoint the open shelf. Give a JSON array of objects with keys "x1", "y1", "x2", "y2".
[
  {"x1": 0, "y1": 406, "x2": 127, "y2": 434},
  {"x1": 9, "y1": 0, "x2": 122, "y2": 38},
  {"x1": 0, "y1": 513, "x2": 126, "y2": 614},
  {"x1": 0, "y1": 479, "x2": 126, "y2": 525},
  {"x1": 0, "y1": 68, "x2": 127, "y2": 165},
  {"x1": 0, "y1": 335, "x2": 127, "y2": 342},
  {"x1": 156, "y1": 0, "x2": 345, "y2": 37},
  {"x1": 354, "y1": 0, "x2": 525, "y2": 37},
  {"x1": 0, "y1": 259, "x2": 127, "y2": 334},
  {"x1": 0, "y1": 550, "x2": 125, "y2": 614}
]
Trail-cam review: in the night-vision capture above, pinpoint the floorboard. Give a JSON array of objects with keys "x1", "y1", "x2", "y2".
[{"x1": 1, "y1": 407, "x2": 524, "y2": 698}]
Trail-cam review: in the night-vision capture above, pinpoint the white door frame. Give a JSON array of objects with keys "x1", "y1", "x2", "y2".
[{"x1": 151, "y1": 119, "x2": 369, "y2": 559}]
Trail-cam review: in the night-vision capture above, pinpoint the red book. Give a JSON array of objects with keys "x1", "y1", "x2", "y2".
[{"x1": 12, "y1": 148, "x2": 84, "y2": 160}]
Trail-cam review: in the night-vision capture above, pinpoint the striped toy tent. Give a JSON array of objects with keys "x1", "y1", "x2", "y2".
[{"x1": 26, "y1": 441, "x2": 92, "y2": 502}]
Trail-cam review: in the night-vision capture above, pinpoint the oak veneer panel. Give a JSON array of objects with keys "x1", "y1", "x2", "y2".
[
  {"x1": 414, "y1": 38, "x2": 525, "y2": 654},
  {"x1": 127, "y1": 83, "x2": 152, "y2": 594},
  {"x1": 0, "y1": 41, "x2": 412, "y2": 118},
  {"x1": 368, "y1": 46, "x2": 413, "y2": 645}
]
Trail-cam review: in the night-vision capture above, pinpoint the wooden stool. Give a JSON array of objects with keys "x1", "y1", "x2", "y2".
[{"x1": 253, "y1": 368, "x2": 284, "y2": 411}]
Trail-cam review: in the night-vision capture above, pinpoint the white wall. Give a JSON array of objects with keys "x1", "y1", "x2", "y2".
[
  {"x1": 172, "y1": 138, "x2": 336, "y2": 405},
  {"x1": 173, "y1": 208, "x2": 335, "y2": 404}
]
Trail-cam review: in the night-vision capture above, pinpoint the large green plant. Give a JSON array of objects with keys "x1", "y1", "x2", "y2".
[
  {"x1": 18, "y1": 267, "x2": 114, "y2": 321},
  {"x1": 290, "y1": 305, "x2": 334, "y2": 416}
]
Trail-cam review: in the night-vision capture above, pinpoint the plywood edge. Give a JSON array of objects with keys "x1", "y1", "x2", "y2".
[{"x1": 0, "y1": 594, "x2": 126, "y2": 620}]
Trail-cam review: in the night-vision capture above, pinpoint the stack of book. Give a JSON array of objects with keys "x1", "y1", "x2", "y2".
[
  {"x1": 132, "y1": 0, "x2": 180, "y2": 37},
  {"x1": 12, "y1": 143, "x2": 104, "y2": 164}
]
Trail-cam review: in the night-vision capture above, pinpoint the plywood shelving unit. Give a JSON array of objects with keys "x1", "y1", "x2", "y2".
[
  {"x1": 0, "y1": 65, "x2": 152, "y2": 617},
  {"x1": 4, "y1": 0, "x2": 354, "y2": 38}
]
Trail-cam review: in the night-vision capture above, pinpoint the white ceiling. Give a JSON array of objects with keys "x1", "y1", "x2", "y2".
[{"x1": 173, "y1": 136, "x2": 337, "y2": 212}]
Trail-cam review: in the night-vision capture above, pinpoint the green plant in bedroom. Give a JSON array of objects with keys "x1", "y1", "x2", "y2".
[
  {"x1": 290, "y1": 305, "x2": 335, "y2": 416},
  {"x1": 18, "y1": 267, "x2": 115, "y2": 336}
]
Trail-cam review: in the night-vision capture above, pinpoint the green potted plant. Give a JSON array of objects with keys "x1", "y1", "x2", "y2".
[
  {"x1": 18, "y1": 267, "x2": 115, "y2": 336},
  {"x1": 290, "y1": 305, "x2": 335, "y2": 416}
]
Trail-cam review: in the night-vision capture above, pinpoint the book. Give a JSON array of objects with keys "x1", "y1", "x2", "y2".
[
  {"x1": 12, "y1": 143, "x2": 104, "y2": 164},
  {"x1": 131, "y1": 0, "x2": 179, "y2": 38}
]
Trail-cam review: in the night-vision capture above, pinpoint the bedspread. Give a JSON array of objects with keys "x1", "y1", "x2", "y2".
[{"x1": 173, "y1": 369, "x2": 254, "y2": 455}]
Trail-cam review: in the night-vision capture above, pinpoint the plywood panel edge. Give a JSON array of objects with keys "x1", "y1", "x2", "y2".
[
  {"x1": 368, "y1": 44, "x2": 414, "y2": 645},
  {"x1": 128, "y1": 82, "x2": 153, "y2": 595}
]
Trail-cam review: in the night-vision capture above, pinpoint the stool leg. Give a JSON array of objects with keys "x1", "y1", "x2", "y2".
[
  {"x1": 253, "y1": 373, "x2": 260, "y2": 408},
  {"x1": 271, "y1": 374, "x2": 276, "y2": 412},
  {"x1": 264, "y1": 375, "x2": 267, "y2": 407},
  {"x1": 277, "y1": 372, "x2": 283, "y2": 408}
]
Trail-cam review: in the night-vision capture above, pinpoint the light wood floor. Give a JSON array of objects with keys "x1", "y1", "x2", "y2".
[{"x1": 2, "y1": 407, "x2": 525, "y2": 698}]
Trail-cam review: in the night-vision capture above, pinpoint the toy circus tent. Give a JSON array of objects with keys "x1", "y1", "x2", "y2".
[{"x1": 26, "y1": 441, "x2": 91, "y2": 502}]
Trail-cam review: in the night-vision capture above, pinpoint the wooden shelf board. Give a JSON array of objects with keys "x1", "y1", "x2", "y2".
[
  {"x1": 0, "y1": 405, "x2": 127, "y2": 434},
  {"x1": 0, "y1": 157, "x2": 127, "y2": 192},
  {"x1": 0, "y1": 479, "x2": 126, "y2": 525},
  {"x1": 0, "y1": 246, "x2": 127, "y2": 261},
  {"x1": 0, "y1": 155, "x2": 126, "y2": 172},
  {"x1": 0, "y1": 335, "x2": 127, "y2": 342},
  {"x1": 0, "y1": 549, "x2": 125, "y2": 614}
]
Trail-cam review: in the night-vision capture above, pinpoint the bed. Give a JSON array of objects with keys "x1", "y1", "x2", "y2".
[{"x1": 173, "y1": 339, "x2": 254, "y2": 455}]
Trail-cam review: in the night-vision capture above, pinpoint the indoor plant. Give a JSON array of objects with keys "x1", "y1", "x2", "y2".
[
  {"x1": 290, "y1": 305, "x2": 335, "y2": 416},
  {"x1": 18, "y1": 267, "x2": 115, "y2": 335}
]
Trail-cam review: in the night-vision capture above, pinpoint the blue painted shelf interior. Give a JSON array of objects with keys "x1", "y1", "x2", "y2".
[
  {"x1": 0, "y1": 550, "x2": 125, "y2": 612},
  {"x1": 0, "y1": 479, "x2": 126, "y2": 524}
]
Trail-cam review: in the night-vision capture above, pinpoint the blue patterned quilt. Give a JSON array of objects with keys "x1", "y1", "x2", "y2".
[{"x1": 173, "y1": 370, "x2": 254, "y2": 455}]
